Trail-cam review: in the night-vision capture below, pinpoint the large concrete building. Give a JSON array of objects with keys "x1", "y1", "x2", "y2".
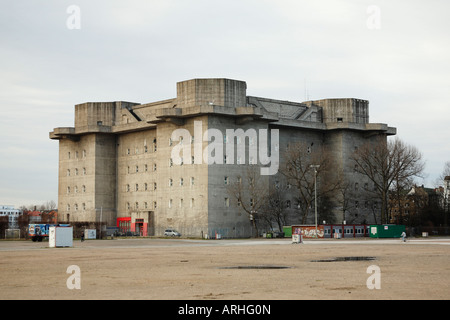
[{"x1": 50, "y1": 78, "x2": 396, "y2": 237}]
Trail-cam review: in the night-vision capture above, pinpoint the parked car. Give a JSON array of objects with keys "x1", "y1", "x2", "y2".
[
  {"x1": 273, "y1": 231, "x2": 285, "y2": 238},
  {"x1": 164, "y1": 229, "x2": 181, "y2": 237}
]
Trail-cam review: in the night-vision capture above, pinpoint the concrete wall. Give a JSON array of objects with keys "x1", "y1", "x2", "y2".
[
  {"x1": 306, "y1": 98, "x2": 369, "y2": 124},
  {"x1": 206, "y1": 115, "x2": 270, "y2": 238},
  {"x1": 93, "y1": 134, "x2": 117, "y2": 225},
  {"x1": 155, "y1": 117, "x2": 210, "y2": 237},
  {"x1": 58, "y1": 134, "x2": 97, "y2": 223},
  {"x1": 324, "y1": 130, "x2": 385, "y2": 224},
  {"x1": 116, "y1": 129, "x2": 157, "y2": 220},
  {"x1": 176, "y1": 78, "x2": 247, "y2": 109},
  {"x1": 75, "y1": 101, "x2": 141, "y2": 129}
]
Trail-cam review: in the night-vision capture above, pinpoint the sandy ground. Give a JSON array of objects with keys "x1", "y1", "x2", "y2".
[{"x1": 0, "y1": 237, "x2": 449, "y2": 300}]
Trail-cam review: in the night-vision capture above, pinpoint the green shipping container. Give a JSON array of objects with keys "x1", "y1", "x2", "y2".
[
  {"x1": 369, "y1": 225, "x2": 405, "y2": 238},
  {"x1": 283, "y1": 226, "x2": 292, "y2": 238}
]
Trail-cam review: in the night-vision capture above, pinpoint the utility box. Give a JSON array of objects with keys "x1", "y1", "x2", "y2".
[
  {"x1": 85, "y1": 229, "x2": 96, "y2": 239},
  {"x1": 369, "y1": 225, "x2": 405, "y2": 238},
  {"x1": 49, "y1": 226, "x2": 73, "y2": 247}
]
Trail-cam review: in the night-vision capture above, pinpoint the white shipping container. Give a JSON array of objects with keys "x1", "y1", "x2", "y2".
[{"x1": 49, "y1": 226, "x2": 73, "y2": 247}]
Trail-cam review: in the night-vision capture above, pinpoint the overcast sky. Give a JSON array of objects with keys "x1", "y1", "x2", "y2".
[{"x1": 0, "y1": 0, "x2": 449, "y2": 208}]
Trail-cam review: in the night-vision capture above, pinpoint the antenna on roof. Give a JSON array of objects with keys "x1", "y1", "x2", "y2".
[{"x1": 304, "y1": 79, "x2": 310, "y2": 101}]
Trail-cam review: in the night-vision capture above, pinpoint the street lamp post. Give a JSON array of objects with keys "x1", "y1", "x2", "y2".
[
  {"x1": 310, "y1": 165, "x2": 320, "y2": 238},
  {"x1": 95, "y1": 207, "x2": 103, "y2": 239}
]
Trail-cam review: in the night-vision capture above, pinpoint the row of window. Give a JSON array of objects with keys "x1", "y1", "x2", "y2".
[
  {"x1": 124, "y1": 155, "x2": 258, "y2": 167},
  {"x1": 71, "y1": 139, "x2": 323, "y2": 162},
  {"x1": 67, "y1": 168, "x2": 87, "y2": 176},
  {"x1": 120, "y1": 198, "x2": 379, "y2": 211},
  {"x1": 124, "y1": 201, "x2": 158, "y2": 210},
  {"x1": 65, "y1": 198, "x2": 380, "y2": 213},
  {"x1": 124, "y1": 176, "x2": 235, "y2": 192},
  {"x1": 67, "y1": 185, "x2": 87, "y2": 194},
  {"x1": 125, "y1": 182, "x2": 157, "y2": 192},
  {"x1": 168, "y1": 156, "x2": 258, "y2": 166},
  {"x1": 354, "y1": 201, "x2": 378, "y2": 209},
  {"x1": 168, "y1": 177, "x2": 193, "y2": 187},
  {"x1": 67, "y1": 175, "x2": 231, "y2": 195},
  {"x1": 162, "y1": 197, "x2": 246, "y2": 209},
  {"x1": 127, "y1": 163, "x2": 157, "y2": 174},
  {"x1": 125, "y1": 139, "x2": 157, "y2": 156},
  {"x1": 124, "y1": 135, "x2": 281, "y2": 154},
  {"x1": 65, "y1": 197, "x2": 248, "y2": 213},
  {"x1": 0, "y1": 211, "x2": 21, "y2": 215},
  {"x1": 324, "y1": 228, "x2": 368, "y2": 235},
  {"x1": 67, "y1": 150, "x2": 87, "y2": 159},
  {"x1": 121, "y1": 198, "x2": 244, "y2": 210},
  {"x1": 66, "y1": 203, "x2": 86, "y2": 211},
  {"x1": 124, "y1": 175, "x2": 244, "y2": 192},
  {"x1": 169, "y1": 135, "x2": 262, "y2": 146},
  {"x1": 354, "y1": 182, "x2": 375, "y2": 192},
  {"x1": 66, "y1": 163, "x2": 157, "y2": 177},
  {"x1": 123, "y1": 197, "x2": 242, "y2": 211},
  {"x1": 122, "y1": 178, "x2": 380, "y2": 196}
]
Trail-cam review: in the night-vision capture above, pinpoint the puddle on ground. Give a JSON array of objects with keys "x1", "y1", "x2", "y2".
[
  {"x1": 218, "y1": 265, "x2": 292, "y2": 269},
  {"x1": 311, "y1": 256, "x2": 376, "y2": 262}
]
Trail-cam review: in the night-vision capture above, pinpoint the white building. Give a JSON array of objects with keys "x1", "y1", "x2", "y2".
[{"x1": 0, "y1": 205, "x2": 23, "y2": 229}]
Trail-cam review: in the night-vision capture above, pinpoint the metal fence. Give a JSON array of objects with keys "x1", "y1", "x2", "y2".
[
  {"x1": 151, "y1": 226, "x2": 254, "y2": 239},
  {"x1": 5, "y1": 229, "x2": 20, "y2": 239},
  {"x1": 407, "y1": 226, "x2": 450, "y2": 236}
]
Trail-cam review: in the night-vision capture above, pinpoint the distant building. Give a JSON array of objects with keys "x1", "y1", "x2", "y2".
[
  {"x1": 50, "y1": 78, "x2": 396, "y2": 237},
  {"x1": 0, "y1": 205, "x2": 22, "y2": 229},
  {"x1": 389, "y1": 185, "x2": 445, "y2": 224},
  {"x1": 26, "y1": 210, "x2": 58, "y2": 224}
]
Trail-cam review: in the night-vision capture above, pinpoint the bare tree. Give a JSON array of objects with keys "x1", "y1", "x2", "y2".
[
  {"x1": 439, "y1": 161, "x2": 450, "y2": 226},
  {"x1": 441, "y1": 161, "x2": 450, "y2": 179},
  {"x1": 45, "y1": 200, "x2": 57, "y2": 211},
  {"x1": 261, "y1": 181, "x2": 289, "y2": 232},
  {"x1": 280, "y1": 142, "x2": 340, "y2": 224},
  {"x1": 352, "y1": 136, "x2": 425, "y2": 224},
  {"x1": 335, "y1": 170, "x2": 356, "y2": 223},
  {"x1": 227, "y1": 166, "x2": 269, "y2": 237}
]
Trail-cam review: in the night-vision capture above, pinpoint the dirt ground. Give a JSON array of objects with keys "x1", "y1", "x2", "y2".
[{"x1": 0, "y1": 237, "x2": 449, "y2": 300}]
